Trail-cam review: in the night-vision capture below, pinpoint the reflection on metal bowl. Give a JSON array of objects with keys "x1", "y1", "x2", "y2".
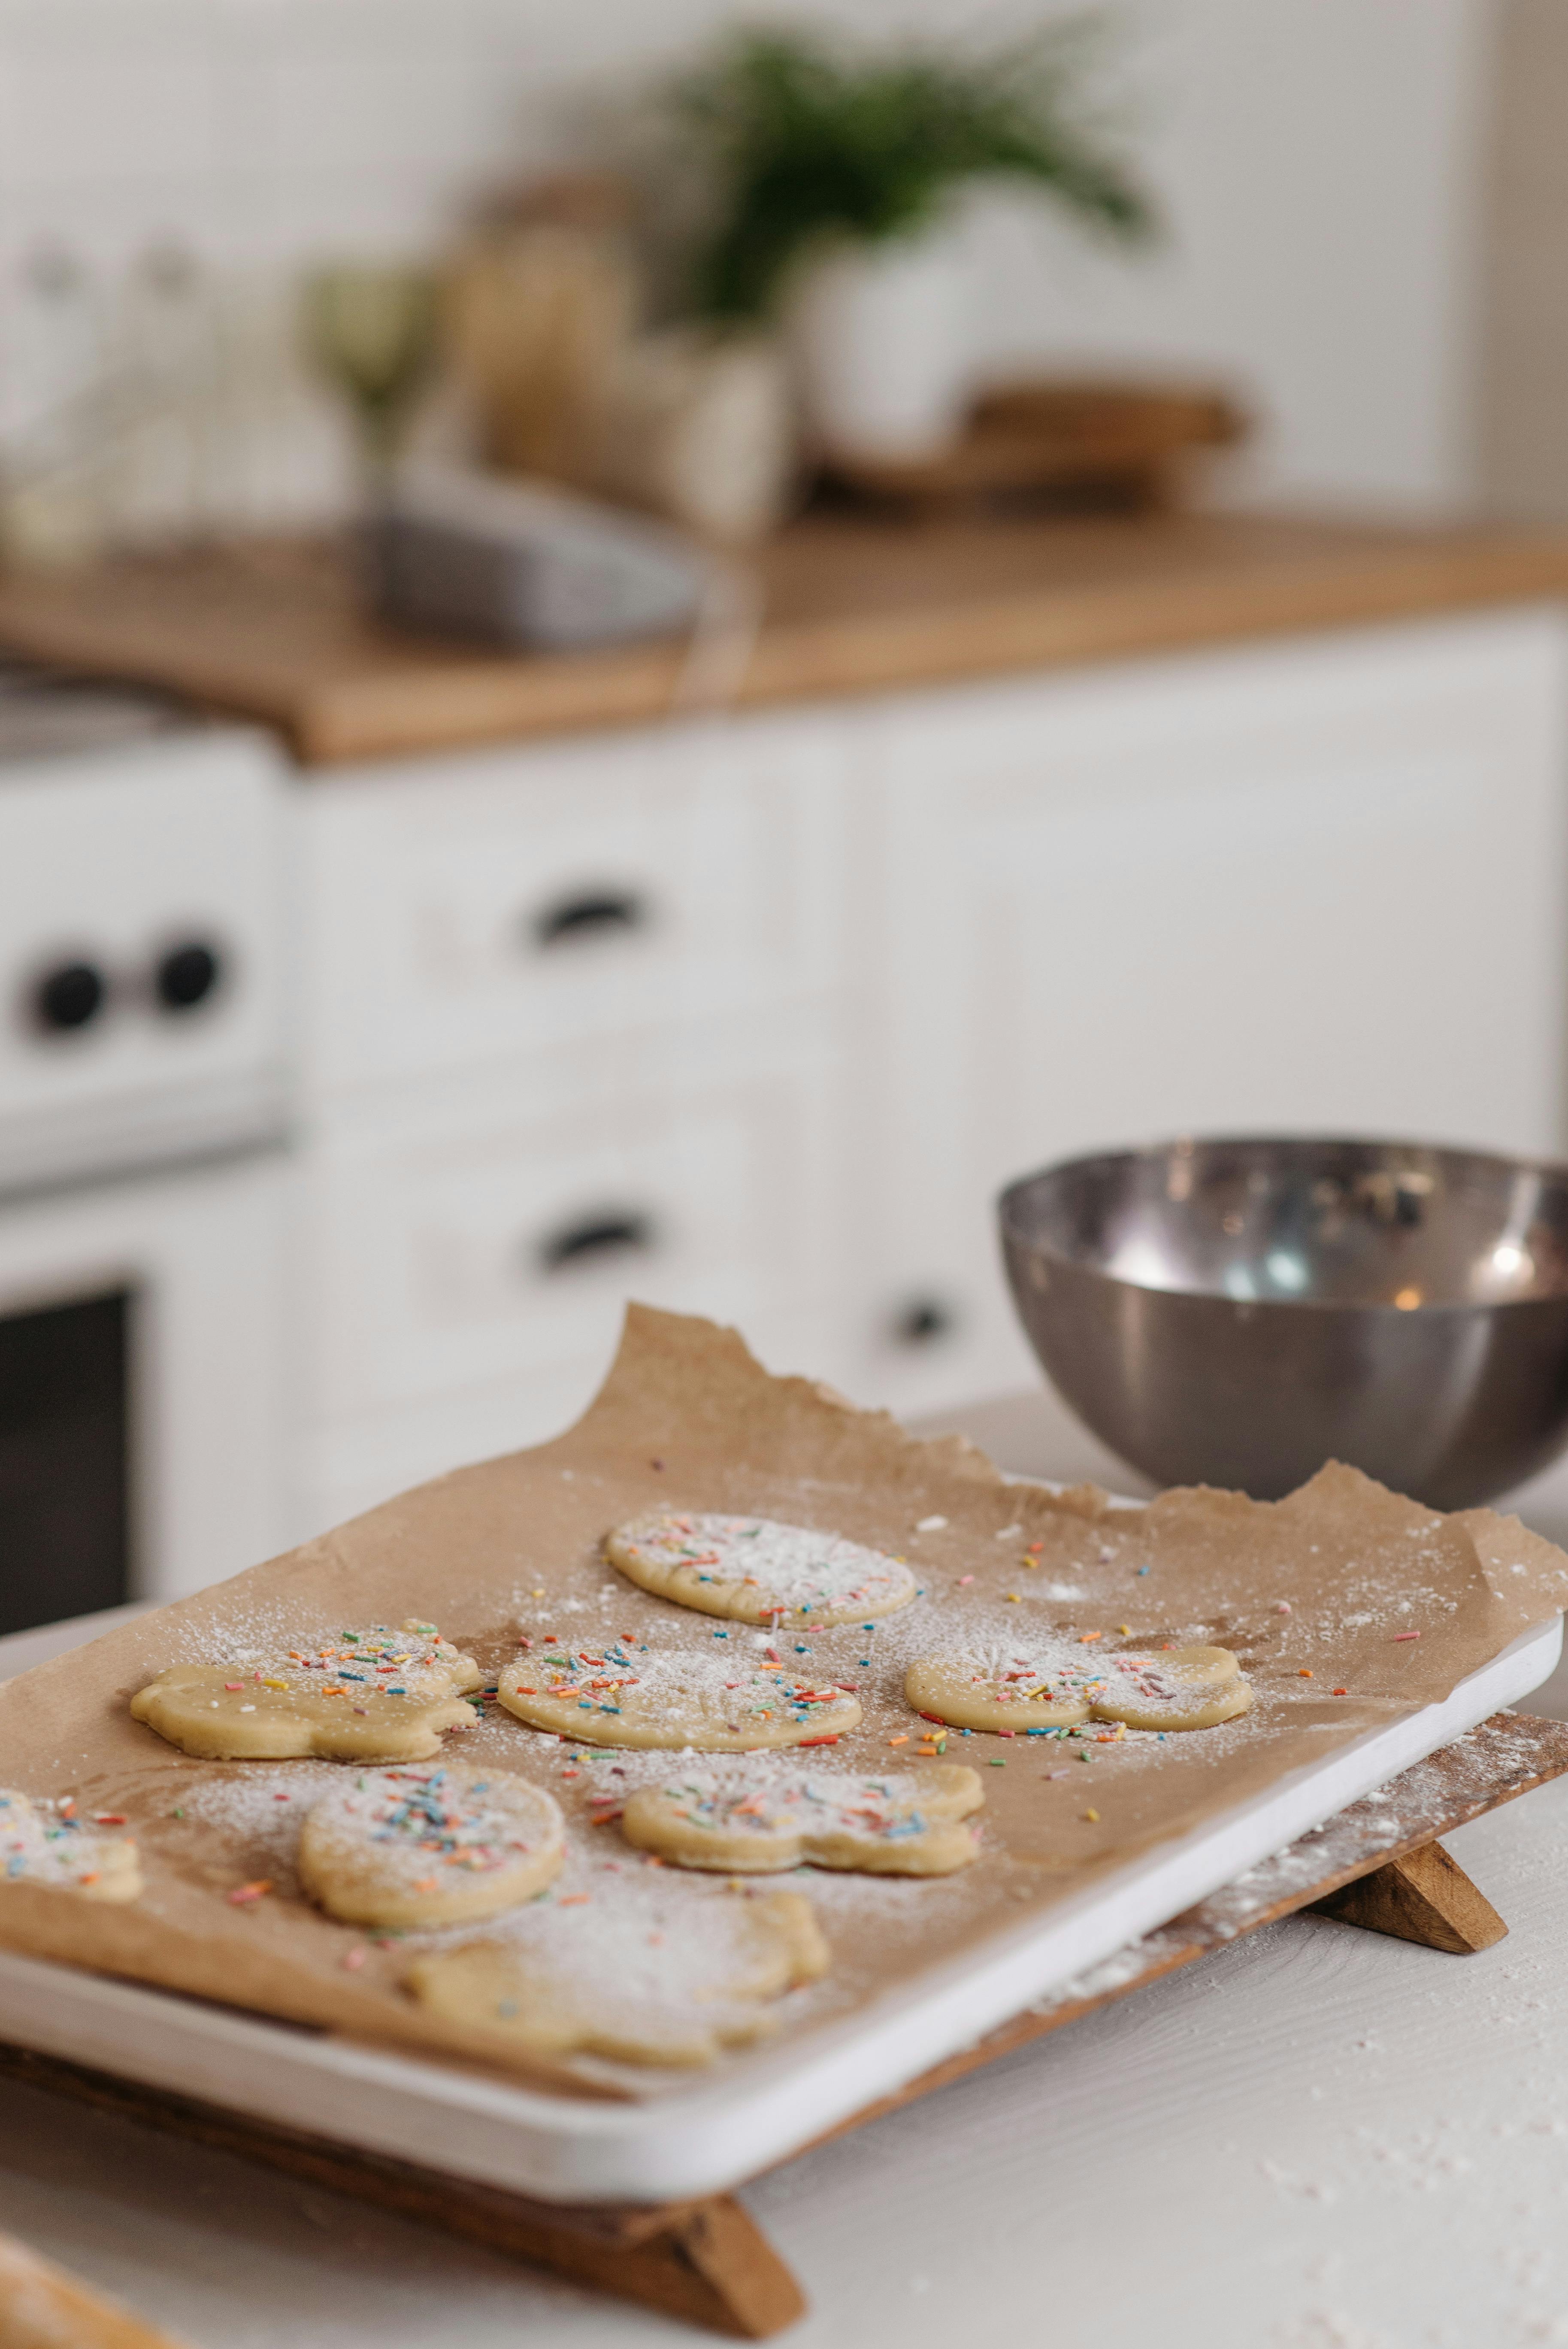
[{"x1": 998, "y1": 1135, "x2": 1568, "y2": 1510}]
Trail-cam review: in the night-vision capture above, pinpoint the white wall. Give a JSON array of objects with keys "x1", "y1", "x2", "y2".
[
  {"x1": 0, "y1": 0, "x2": 1493, "y2": 516},
  {"x1": 966, "y1": 0, "x2": 1494, "y2": 513}
]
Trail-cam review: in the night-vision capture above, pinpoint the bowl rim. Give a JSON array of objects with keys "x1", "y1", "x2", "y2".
[{"x1": 996, "y1": 1131, "x2": 1568, "y2": 1318}]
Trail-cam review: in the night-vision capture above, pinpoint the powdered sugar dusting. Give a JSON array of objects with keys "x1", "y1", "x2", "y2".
[
  {"x1": 202, "y1": 1622, "x2": 473, "y2": 1703},
  {"x1": 0, "y1": 1787, "x2": 133, "y2": 1890},
  {"x1": 304, "y1": 1764, "x2": 561, "y2": 1890}
]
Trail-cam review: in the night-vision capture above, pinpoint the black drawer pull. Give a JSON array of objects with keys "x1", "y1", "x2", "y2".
[
  {"x1": 539, "y1": 1211, "x2": 656, "y2": 1273},
  {"x1": 533, "y1": 891, "x2": 648, "y2": 949},
  {"x1": 892, "y1": 1295, "x2": 959, "y2": 1346}
]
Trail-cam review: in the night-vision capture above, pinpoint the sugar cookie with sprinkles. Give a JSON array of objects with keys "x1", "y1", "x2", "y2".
[
  {"x1": 496, "y1": 1640, "x2": 862, "y2": 1751},
  {"x1": 621, "y1": 1761, "x2": 984, "y2": 1875},
  {"x1": 298, "y1": 1764, "x2": 565, "y2": 1929},
  {"x1": 0, "y1": 1788, "x2": 142, "y2": 1903},
  {"x1": 1090, "y1": 1644, "x2": 1252, "y2": 1730},
  {"x1": 406, "y1": 1884, "x2": 829, "y2": 2067},
  {"x1": 130, "y1": 1620, "x2": 482, "y2": 1762},
  {"x1": 605, "y1": 1510, "x2": 917, "y2": 1627},
  {"x1": 906, "y1": 1639, "x2": 1251, "y2": 1734},
  {"x1": 905, "y1": 1640, "x2": 1111, "y2": 1733}
]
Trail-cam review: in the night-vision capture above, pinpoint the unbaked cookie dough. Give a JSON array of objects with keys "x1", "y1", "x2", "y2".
[
  {"x1": 298, "y1": 1764, "x2": 565, "y2": 1930},
  {"x1": 406, "y1": 1885, "x2": 829, "y2": 2066},
  {"x1": 497, "y1": 1641, "x2": 862, "y2": 1752},
  {"x1": 605, "y1": 1511, "x2": 917, "y2": 1628},
  {"x1": 0, "y1": 1788, "x2": 142, "y2": 1902},
  {"x1": 130, "y1": 1621, "x2": 482, "y2": 1762},
  {"x1": 906, "y1": 1641, "x2": 1251, "y2": 1734},
  {"x1": 621, "y1": 1761, "x2": 984, "y2": 1876}
]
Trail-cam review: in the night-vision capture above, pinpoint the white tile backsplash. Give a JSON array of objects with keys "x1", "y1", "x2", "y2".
[{"x1": 3, "y1": 52, "x2": 221, "y2": 190}]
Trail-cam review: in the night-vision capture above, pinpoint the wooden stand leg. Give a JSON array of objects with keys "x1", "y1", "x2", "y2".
[
  {"x1": 406, "y1": 2191, "x2": 804, "y2": 2340},
  {"x1": 0, "y1": 2228, "x2": 190, "y2": 2349},
  {"x1": 1308, "y1": 1836, "x2": 1507, "y2": 1954}
]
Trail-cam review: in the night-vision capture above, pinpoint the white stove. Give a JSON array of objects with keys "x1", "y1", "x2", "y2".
[
  {"x1": 0, "y1": 665, "x2": 289, "y2": 1196},
  {"x1": 0, "y1": 666, "x2": 295, "y2": 1631}
]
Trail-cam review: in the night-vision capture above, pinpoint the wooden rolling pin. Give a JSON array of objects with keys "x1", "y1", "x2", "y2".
[{"x1": 0, "y1": 2228, "x2": 190, "y2": 2349}]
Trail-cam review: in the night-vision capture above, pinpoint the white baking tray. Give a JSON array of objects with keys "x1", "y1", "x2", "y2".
[{"x1": 0, "y1": 1612, "x2": 1557, "y2": 2206}]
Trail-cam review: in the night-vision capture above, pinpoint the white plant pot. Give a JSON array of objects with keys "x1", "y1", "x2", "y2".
[{"x1": 791, "y1": 224, "x2": 972, "y2": 465}]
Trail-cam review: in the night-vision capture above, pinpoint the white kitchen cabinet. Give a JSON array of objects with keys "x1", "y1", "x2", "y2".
[
  {"x1": 847, "y1": 606, "x2": 1568, "y2": 1417},
  {"x1": 293, "y1": 601, "x2": 1568, "y2": 1528},
  {"x1": 301, "y1": 706, "x2": 849, "y2": 1100}
]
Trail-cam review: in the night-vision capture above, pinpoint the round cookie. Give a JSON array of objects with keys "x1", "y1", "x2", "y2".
[
  {"x1": 621, "y1": 1761, "x2": 984, "y2": 1876},
  {"x1": 298, "y1": 1764, "x2": 566, "y2": 1930},
  {"x1": 497, "y1": 1645, "x2": 862, "y2": 1752},
  {"x1": 130, "y1": 1620, "x2": 481, "y2": 1762},
  {"x1": 1091, "y1": 1645, "x2": 1253, "y2": 1730},
  {"x1": 0, "y1": 1788, "x2": 142, "y2": 1903},
  {"x1": 904, "y1": 1644, "x2": 1110, "y2": 1734},
  {"x1": 605, "y1": 1511, "x2": 917, "y2": 1628},
  {"x1": 406, "y1": 1885, "x2": 829, "y2": 2067}
]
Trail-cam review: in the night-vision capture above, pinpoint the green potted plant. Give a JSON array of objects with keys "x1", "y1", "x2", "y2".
[{"x1": 670, "y1": 24, "x2": 1154, "y2": 465}]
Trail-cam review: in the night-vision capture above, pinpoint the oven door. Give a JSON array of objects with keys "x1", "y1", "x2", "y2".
[{"x1": 0, "y1": 1147, "x2": 292, "y2": 1635}]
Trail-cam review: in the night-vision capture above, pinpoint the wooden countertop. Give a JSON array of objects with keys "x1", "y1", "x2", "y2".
[{"x1": 1, "y1": 508, "x2": 1567, "y2": 767}]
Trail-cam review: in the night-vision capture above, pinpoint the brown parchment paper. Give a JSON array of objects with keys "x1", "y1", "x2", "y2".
[{"x1": 1, "y1": 1303, "x2": 1566, "y2": 2103}]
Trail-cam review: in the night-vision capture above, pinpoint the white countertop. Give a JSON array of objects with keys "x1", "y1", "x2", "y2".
[{"x1": 5, "y1": 1385, "x2": 1568, "y2": 2349}]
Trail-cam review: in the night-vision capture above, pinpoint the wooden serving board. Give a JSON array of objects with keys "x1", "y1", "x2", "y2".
[
  {"x1": 4, "y1": 1711, "x2": 1561, "y2": 2342},
  {"x1": 822, "y1": 379, "x2": 1249, "y2": 510}
]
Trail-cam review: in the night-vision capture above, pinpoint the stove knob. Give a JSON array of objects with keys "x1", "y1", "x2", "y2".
[
  {"x1": 154, "y1": 941, "x2": 222, "y2": 1013},
  {"x1": 31, "y1": 960, "x2": 106, "y2": 1033}
]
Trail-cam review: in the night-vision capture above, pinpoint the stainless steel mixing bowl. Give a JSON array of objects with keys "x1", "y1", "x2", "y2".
[{"x1": 999, "y1": 1135, "x2": 1568, "y2": 1509}]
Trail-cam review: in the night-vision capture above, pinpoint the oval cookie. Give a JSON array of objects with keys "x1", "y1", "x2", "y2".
[
  {"x1": 906, "y1": 1641, "x2": 1251, "y2": 1735},
  {"x1": 1, "y1": 1788, "x2": 142, "y2": 1903},
  {"x1": 299, "y1": 1764, "x2": 565, "y2": 1930},
  {"x1": 1091, "y1": 1646, "x2": 1253, "y2": 1730},
  {"x1": 407, "y1": 1885, "x2": 828, "y2": 2067},
  {"x1": 497, "y1": 1645, "x2": 862, "y2": 1752},
  {"x1": 621, "y1": 1762, "x2": 984, "y2": 1876},
  {"x1": 605, "y1": 1511, "x2": 917, "y2": 1628},
  {"x1": 904, "y1": 1645, "x2": 1109, "y2": 1733},
  {"x1": 130, "y1": 1620, "x2": 481, "y2": 1762}
]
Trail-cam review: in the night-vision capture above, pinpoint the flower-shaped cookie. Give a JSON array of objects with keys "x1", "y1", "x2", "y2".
[
  {"x1": 299, "y1": 1764, "x2": 565, "y2": 1929},
  {"x1": 407, "y1": 1883, "x2": 828, "y2": 2067},
  {"x1": 906, "y1": 1640, "x2": 1250, "y2": 1734},
  {"x1": 621, "y1": 1761, "x2": 983, "y2": 1875},
  {"x1": 497, "y1": 1642, "x2": 862, "y2": 1751},
  {"x1": 130, "y1": 1620, "x2": 482, "y2": 1761},
  {"x1": 605, "y1": 1511, "x2": 917, "y2": 1627},
  {"x1": 0, "y1": 1788, "x2": 141, "y2": 1902}
]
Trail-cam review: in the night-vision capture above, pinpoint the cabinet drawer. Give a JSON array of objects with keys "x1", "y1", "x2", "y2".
[
  {"x1": 307, "y1": 1031, "x2": 842, "y2": 1420},
  {"x1": 302, "y1": 709, "x2": 848, "y2": 1098}
]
